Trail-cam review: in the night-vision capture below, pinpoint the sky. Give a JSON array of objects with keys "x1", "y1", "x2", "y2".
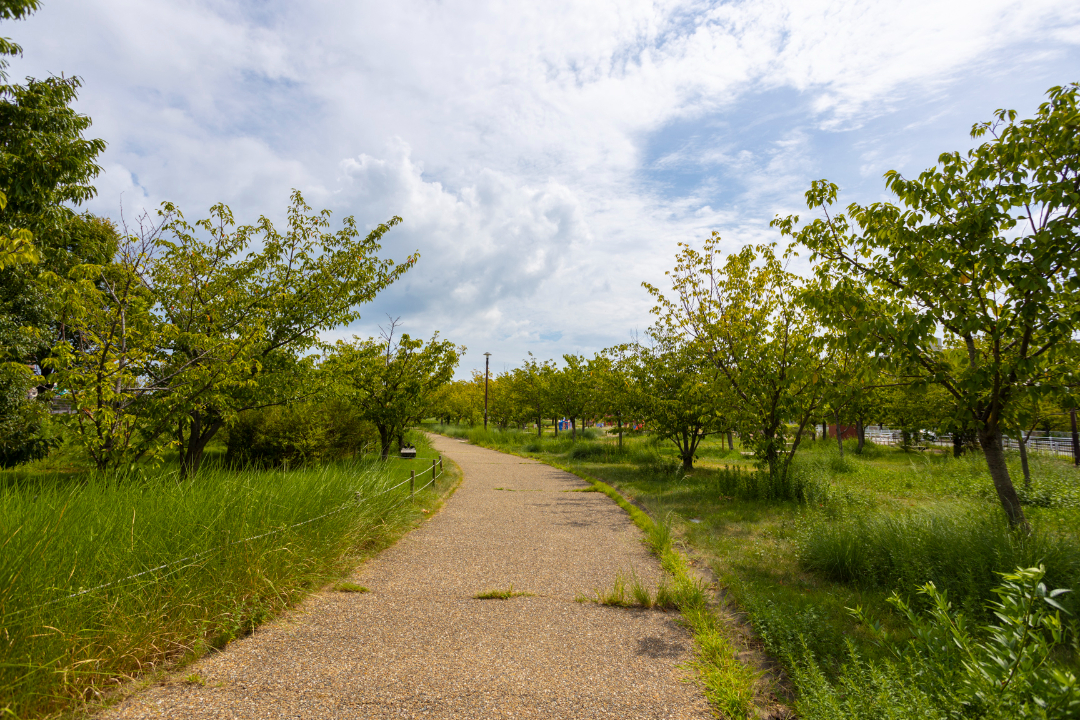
[{"x1": 9, "y1": 0, "x2": 1080, "y2": 378}]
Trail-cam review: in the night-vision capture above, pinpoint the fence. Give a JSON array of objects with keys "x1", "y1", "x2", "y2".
[
  {"x1": 863, "y1": 427, "x2": 1078, "y2": 459},
  {"x1": 1, "y1": 455, "x2": 447, "y2": 624}
]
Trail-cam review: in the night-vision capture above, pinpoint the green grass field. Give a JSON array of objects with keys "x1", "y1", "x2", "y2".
[
  {"x1": 0, "y1": 430, "x2": 457, "y2": 718},
  {"x1": 430, "y1": 423, "x2": 1080, "y2": 718}
]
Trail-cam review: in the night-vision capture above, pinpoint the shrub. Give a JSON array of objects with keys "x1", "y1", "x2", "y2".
[
  {"x1": 796, "y1": 567, "x2": 1080, "y2": 720},
  {"x1": 226, "y1": 400, "x2": 377, "y2": 468}
]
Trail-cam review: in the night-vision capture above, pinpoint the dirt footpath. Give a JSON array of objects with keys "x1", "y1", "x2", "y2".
[{"x1": 101, "y1": 435, "x2": 712, "y2": 719}]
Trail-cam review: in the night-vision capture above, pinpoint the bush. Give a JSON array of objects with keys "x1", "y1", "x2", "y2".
[
  {"x1": 793, "y1": 567, "x2": 1080, "y2": 719},
  {"x1": 797, "y1": 507, "x2": 1080, "y2": 617},
  {"x1": 0, "y1": 368, "x2": 58, "y2": 468},
  {"x1": 226, "y1": 400, "x2": 377, "y2": 468}
]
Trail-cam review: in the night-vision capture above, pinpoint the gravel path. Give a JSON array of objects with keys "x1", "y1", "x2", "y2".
[{"x1": 101, "y1": 435, "x2": 712, "y2": 719}]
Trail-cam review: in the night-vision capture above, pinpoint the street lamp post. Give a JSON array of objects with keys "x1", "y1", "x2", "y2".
[{"x1": 484, "y1": 352, "x2": 491, "y2": 430}]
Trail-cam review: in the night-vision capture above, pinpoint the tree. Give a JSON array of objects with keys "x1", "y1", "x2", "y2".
[
  {"x1": 0, "y1": 2, "x2": 114, "y2": 466},
  {"x1": 0, "y1": 2, "x2": 41, "y2": 69},
  {"x1": 589, "y1": 349, "x2": 636, "y2": 449},
  {"x1": 629, "y1": 331, "x2": 725, "y2": 470},
  {"x1": 645, "y1": 238, "x2": 830, "y2": 481},
  {"x1": 157, "y1": 192, "x2": 414, "y2": 477},
  {"x1": 429, "y1": 380, "x2": 479, "y2": 425},
  {"x1": 512, "y1": 354, "x2": 554, "y2": 437},
  {"x1": 548, "y1": 354, "x2": 590, "y2": 439},
  {"x1": 47, "y1": 192, "x2": 414, "y2": 474},
  {"x1": 330, "y1": 322, "x2": 461, "y2": 460},
  {"x1": 776, "y1": 83, "x2": 1080, "y2": 529}
]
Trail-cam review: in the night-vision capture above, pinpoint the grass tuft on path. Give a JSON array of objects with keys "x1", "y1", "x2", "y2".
[{"x1": 473, "y1": 584, "x2": 534, "y2": 600}]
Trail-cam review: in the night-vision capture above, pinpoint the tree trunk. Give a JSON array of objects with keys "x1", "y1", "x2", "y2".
[
  {"x1": 617, "y1": 414, "x2": 623, "y2": 449},
  {"x1": 822, "y1": 421, "x2": 828, "y2": 440},
  {"x1": 1072, "y1": 408, "x2": 1079, "y2": 468},
  {"x1": 378, "y1": 425, "x2": 391, "y2": 460},
  {"x1": 726, "y1": 430, "x2": 734, "y2": 450},
  {"x1": 537, "y1": 415, "x2": 542, "y2": 438},
  {"x1": 978, "y1": 426, "x2": 1028, "y2": 530},
  {"x1": 180, "y1": 409, "x2": 224, "y2": 480},
  {"x1": 953, "y1": 431, "x2": 964, "y2": 458},
  {"x1": 570, "y1": 417, "x2": 576, "y2": 440},
  {"x1": 1017, "y1": 431, "x2": 1031, "y2": 490},
  {"x1": 553, "y1": 417, "x2": 558, "y2": 438},
  {"x1": 834, "y1": 410, "x2": 844, "y2": 458},
  {"x1": 856, "y1": 420, "x2": 865, "y2": 453}
]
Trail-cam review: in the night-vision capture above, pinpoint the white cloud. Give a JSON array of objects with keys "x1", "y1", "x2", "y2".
[{"x1": 7, "y1": 0, "x2": 1079, "y2": 374}]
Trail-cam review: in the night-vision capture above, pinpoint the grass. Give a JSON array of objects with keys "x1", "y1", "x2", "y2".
[
  {"x1": 428, "y1": 423, "x2": 1080, "y2": 717},
  {"x1": 580, "y1": 568, "x2": 677, "y2": 610},
  {"x1": 0, "y1": 429, "x2": 459, "y2": 718},
  {"x1": 333, "y1": 582, "x2": 370, "y2": 593},
  {"x1": 472, "y1": 584, "x2": 533, "y2": 600},
  {"x1": 796, "y1": 504, "x2": 1080, "y2": 617}
]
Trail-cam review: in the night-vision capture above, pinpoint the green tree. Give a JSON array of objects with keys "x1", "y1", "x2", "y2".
[
  {"x1": 776, "y1": 84, "x2": 1080, "y2": 528},
  {"x1": 629, "y1": 331, "x2": 725, "y2": 470},
  {"x1": 548, "y1": 354, "x2": 590, "y2": 439},
  {"x1": 47, "y1": 192, "x2": 413, "y2": 474},
  {"x1": 645, "y1": 237, "x2": 830, "y2": 481},
  {"x1": 0, "y1": 2, "x2": 40, "y2": 69},
  {"x1": 429, "y1": 379, "x2": 479, "y2": 425},
  {"x1": 330, "y1": 323, "x2": 461, "y2": 460},
  {"x1": 512, "y1": 354, "x2": 554, "y2": 437},
  {"x1": 0, "y1": 1, "x2": 114, "y2": 466},
  {"x1": 156, "y1": 192, "x2": 413, "y2": 477},
  {"x1": 589, "y1": 348, "x2": 636, "y2": 449}
]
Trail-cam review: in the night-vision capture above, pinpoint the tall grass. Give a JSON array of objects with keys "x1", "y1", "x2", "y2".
[
  {"x1": 796, "y1": 506, "x2": 1080, "y2": 616},
  {"x1": 0, "y1": 460, "x2": 426, "y2": 717}
]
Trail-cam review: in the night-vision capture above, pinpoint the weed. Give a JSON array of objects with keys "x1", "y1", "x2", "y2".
[
  {"x1": 583, "y1": 568, "x2": 674, "y2": 610},
  {"x1": 333, "y1": 582, "x2": 370, "y2": 593},
  {"x1": 793, "y1": 567, "x2": 1080, "y2": 719},
  {"x1": 682, "y1": 604, "x2": 760, "y2": 719},
  {"x1": 184, "y1": 674, "x2": 205, "y2": 686},
  {"x1": 473, "y1": 585, "x2": 533, "y2": 600}
]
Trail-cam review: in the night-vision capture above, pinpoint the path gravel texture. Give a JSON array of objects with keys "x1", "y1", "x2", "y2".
[{"x1": 101, "y1": 435, "x2": 712, "y2": 719}]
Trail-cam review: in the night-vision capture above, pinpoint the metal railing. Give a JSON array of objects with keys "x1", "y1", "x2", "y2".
[{"x1": 863, "y1": 427, "x2": 1078, "y2": 458}]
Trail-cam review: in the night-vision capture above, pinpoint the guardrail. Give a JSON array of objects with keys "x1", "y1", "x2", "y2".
[{"x1": 863, "y1": 428, "x2": 1078, "y2": 459}]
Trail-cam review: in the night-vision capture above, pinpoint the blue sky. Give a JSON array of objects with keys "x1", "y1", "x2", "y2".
[{"x1": 8, "y1": 0, "x2": 1080, "y2": 377}]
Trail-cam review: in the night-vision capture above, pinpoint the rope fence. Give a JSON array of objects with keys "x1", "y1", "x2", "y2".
[{"x1": 2, "y1": 454, "x2": 449, "y2": 623}]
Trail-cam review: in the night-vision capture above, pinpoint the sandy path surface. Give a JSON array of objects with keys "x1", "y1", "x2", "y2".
[{"x1": 101, "y1": 435, "x2": 712, "y2": 719}]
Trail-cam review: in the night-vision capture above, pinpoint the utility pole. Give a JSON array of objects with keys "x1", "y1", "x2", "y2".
[{"x1": 484, "y1": 352, "x2": 491, "y2": 430}]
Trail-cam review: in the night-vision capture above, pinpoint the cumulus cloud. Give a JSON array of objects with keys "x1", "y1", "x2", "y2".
[{"x1": 7, "y1": 0, "x2": 1079, "y2": 373}]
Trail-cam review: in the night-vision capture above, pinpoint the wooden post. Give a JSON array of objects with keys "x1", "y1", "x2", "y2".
[
  {"x1": 432, "y1": 459, "x2": 437, "y2": 490},
  {"x1": 439, "y1": 456, "x2": 443, "y2": 473},
  {"x1": 410, "y1": 470, "x2": 415, "y2": 500}
]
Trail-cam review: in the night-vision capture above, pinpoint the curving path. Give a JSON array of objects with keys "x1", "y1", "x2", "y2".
[{"x1": 102, "y1": 434, "x2": 712, "y2": 719}]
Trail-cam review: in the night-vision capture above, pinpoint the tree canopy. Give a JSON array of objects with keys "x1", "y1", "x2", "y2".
[{"x1": 774, "y1": 83, "x2": 1080, "y2": 527}]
